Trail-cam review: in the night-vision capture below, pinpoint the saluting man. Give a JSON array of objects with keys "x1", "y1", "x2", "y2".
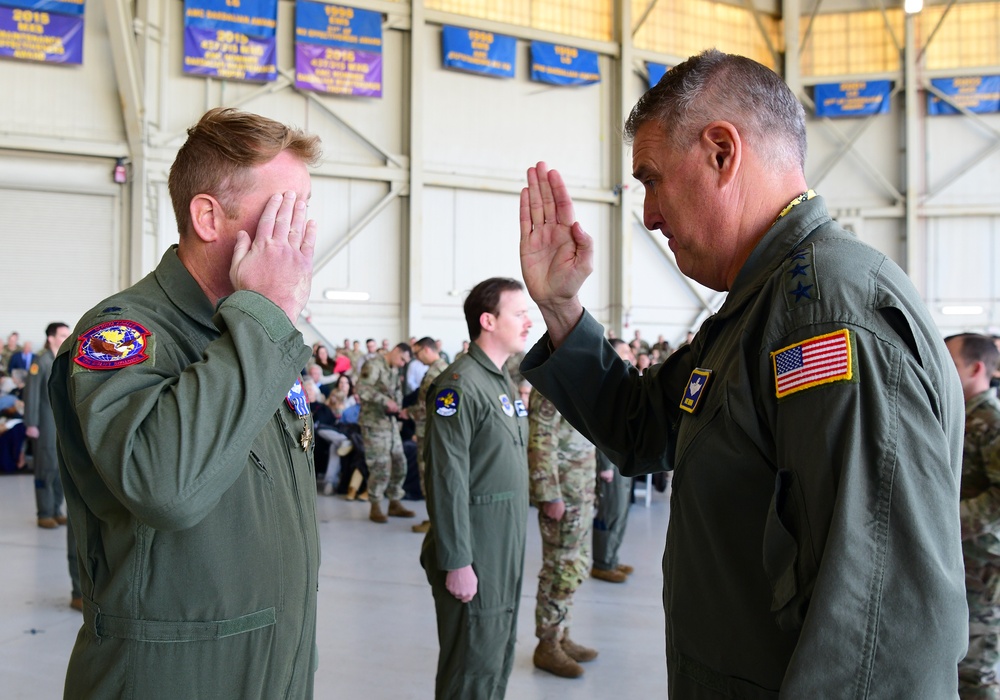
[{"x1": 420, "y1": 277, "x2": 532, "y2": 700}]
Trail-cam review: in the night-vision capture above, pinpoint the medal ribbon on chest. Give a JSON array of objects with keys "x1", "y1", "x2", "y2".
[{"x1": 285, "y1": 378, "x2": 312, "y2": 450}]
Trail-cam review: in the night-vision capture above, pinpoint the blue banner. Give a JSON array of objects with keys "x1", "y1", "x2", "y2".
[
  {"x1": 441, "y1": 25, "x2": 515, "y2": 79},
  {"x1": 0, "y1": 0, "x2": 82, "y2": 15},
  {"x1": 647, "y1": 61, "x2": 667, "y2": 89},
  {"x1": 530, "y1": 41, "x2": 599, "y2": 86},
  {"x1": 295, "y1": 1, "x2": 381, "y2": 51},
  {"x1": 183, "y1": 25, "x2": 275, "y2": 81},
  {"x1": 185, "y1": 0, "x2": 277, "y2": 37},
  {"x1": 814, "y1": 80, "x2": 892, "y2": 118},
  {"x1": 928, "y1": 76, "x2": 1000, "y2": 116},
  {"x1": 0, "y1": 5, "x2": 83, "y2": 64}
]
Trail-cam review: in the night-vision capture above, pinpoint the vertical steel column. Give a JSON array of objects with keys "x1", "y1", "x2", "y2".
[
  {"x1": 405, "y1": 0, "x2": 425, "y2": 338},
  {"x1": 782, "y1": 0, "x2": 802, "y2": 96},
  {"x1": 903, "y1": 12, "x2": 923, "y2": 287},
  {"x1": 610, "y1": 0, "x2": 634, "y2": 336}
]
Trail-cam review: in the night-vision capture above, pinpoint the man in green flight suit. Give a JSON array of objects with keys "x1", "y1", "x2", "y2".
[
  {"x1": 420, "y1": 277, "x2": 533, "y2": 700},
  {"x1": 518, "y1": 50, "x2": 967, "y2": 697},
  {"x1": 946, "y1": 333, "x2": 1000, "y2": 699},
  {"x1": 49, "y1": 108, "x2": 323, "y2": 699},
  {"x1": 410, "y1": 335, "x2": 450, "y2": 534}
]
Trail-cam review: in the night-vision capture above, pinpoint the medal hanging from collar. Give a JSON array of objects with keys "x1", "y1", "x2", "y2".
[{"x1": 285, "y1": 378, "x2": 312, "y2": 451}]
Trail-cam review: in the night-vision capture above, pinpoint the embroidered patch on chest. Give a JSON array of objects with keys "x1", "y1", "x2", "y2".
[
  {"x1": 73, "y1": 320, "x2": 151, "y2": 370},
  {"x1": 435, "y1": 388, "x2": 460, "y2": 417},
  {"x1": 679, "y1": 368, "x2": 712, "y2": 414},
  {"x1": 771, "y1": 329, "x2": 854, "y2": 399},
  {"x1": 499, "y1": 394, "x2": 515, "y2": 417}
]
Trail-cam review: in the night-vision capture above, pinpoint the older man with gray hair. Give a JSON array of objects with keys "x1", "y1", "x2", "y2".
[{"x1": 519, "y1": 49, "x2": 967, "y2": 697}]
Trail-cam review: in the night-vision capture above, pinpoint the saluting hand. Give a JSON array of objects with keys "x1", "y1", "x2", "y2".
[
  {"x1": 230, "y1": 191, "x2": 316, "y2": 324},
  {"x1": 519, "y1": 162, "x2": 593, "y2": 347}
]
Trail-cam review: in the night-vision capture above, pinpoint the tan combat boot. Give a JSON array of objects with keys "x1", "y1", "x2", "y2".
[
  {"x1": 561, "y1": 633, "x2": 598, "y2": 663},
  {"x1": 369, "y1": 501, "x2": 388, "y2": 523},
  {"x1": 387, "y1": 500, "x2": 415, "y2": 518},
  {"x1": 411, "y1": 519, "x2": 431, "y2": 533},
  {"x1": 591, "y1": 566, "x2": 627, "y2": 583},
  {"x1": 617, "y1": 564, "x2": 634, "y2": 575},
  {"x1": 533, "y1": 638, "x2": 584, "y2": 678}
]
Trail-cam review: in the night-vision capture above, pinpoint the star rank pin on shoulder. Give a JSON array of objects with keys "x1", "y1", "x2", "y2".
[
  {"x1": 285, "y1": 378, "x2": 312, "y2": 450},
  {"x1": 679, "y1": 368, "x2": 712, "y2": 414}
]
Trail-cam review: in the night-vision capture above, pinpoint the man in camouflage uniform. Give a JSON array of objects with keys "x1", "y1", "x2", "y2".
[
  {"x1": 358, "y1": 341, "x2": 415, "y2": 523},
  {"x1": 410, "y1": 336, "x2": 449, "y2": 534},
  {"x1": 528, "y1": 386, "x2": 598, "y2": 678},
  {"x1": 947, "y1": 333, "x2": 1000, "y2": 699}
]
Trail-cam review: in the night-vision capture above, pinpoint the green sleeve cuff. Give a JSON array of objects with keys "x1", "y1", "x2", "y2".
[{"x1": 221, "y1": 291, "x2": 297, "y2": 343}]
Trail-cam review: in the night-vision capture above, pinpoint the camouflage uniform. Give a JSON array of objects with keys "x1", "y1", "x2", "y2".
[
  {"x1": 411, "y1": 357, "x2": 449, "y2": 497},
  {"x1": 960, "y1": 388, "x2": 1000, "y2": 699},
  {"x1": 528, "y1": 387, "x2": 596, "y2": 641},
  {"x1": 357, "y1": 354, "x2": 406, "y2": 502}
]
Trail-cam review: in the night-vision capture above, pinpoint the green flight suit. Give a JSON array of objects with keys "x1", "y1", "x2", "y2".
[
  {"x1": 49, "y1": 247, "x2": 319, "y2": 700},
  {"x1": 419, "y1": 342, "x2": 529, "y2": 700},
  {"x1": 593, "y1": 450, "x2": 630, "y2": 572},
  {"x1": 522, "y1": 195, "x2": 968, "y2": 698},
  {"x1": 24, "y1": 348, "x2": 64, "y2": 519}
]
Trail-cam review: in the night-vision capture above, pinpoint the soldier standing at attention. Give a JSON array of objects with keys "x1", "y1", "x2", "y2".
[
  {"x1": 410, "y1": 336, "x2": 449, "y2": 534},
  {"x1": 24, "y1": 322, "x2": 82, "y2": 611},
  {"x1": 946, "y1": 333, "x2": 1000, "y2": 699},
  {"x1": 358, "y1": 341, "x2": 415, "y2": 523},
  {"x1": 591, "y1": 337, "x2": 636, "y2": 584},
  {"x1": 420, "y1": 277, "x2": 532, "y2": 700},
  {"x1": 528, "y1": 386, "x2": 599, "y2": 678},
  {"x1": 49, "y1": 107, "x2": 323, "y2": 698}
]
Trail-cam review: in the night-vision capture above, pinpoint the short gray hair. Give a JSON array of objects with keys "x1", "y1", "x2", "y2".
[{"x1": 624, "y1": 49, "x2": 806, "y2": 172}]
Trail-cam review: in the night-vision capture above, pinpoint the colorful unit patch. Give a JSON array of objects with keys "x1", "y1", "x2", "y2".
[
  {"x1": 772, "y1": 329, "x2": 853, "y2": 399},
  {"x1": 499, "y1": 394, "x2": 515, "y2": 417},
  {"x1": 435, "y1": 388, "x2": 460, "y2": 417},
  {"x1": 73, "y1": 320, "x2": 151, "y2": 370},
  {"x1": 679, "y1": 368, "x2": 712, "y2": 414}
]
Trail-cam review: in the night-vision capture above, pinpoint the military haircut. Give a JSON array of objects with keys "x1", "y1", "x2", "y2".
[
  {"x1": 393, "y1": 342, "x2": 412, "y2": 356},
  {"x1": 624, "y1": 49, "x2": 807, "y2": 172},
  {"x1": 45, "y1": 322, "x2": 68, "y2": 339},
  {"x1": 464, "y1": 277, "x2": 524, "y2": 341},
  {"x1": 168, "y1": 107, "x2": 322, "y2": 239},
  {"x1": 414, "y1": 336, "x2": 437, "y2": 351},
  {"x1": 609, "y1": 338, "x2": 629, "y2": 351},
  {"x1": 946, "y1": 333, "x2": 1000, "y2": 372}
]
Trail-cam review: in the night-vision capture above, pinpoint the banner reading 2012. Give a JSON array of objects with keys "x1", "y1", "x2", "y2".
[{"x1": 183, "y1": 0, "x2": 277, "y2": 82}]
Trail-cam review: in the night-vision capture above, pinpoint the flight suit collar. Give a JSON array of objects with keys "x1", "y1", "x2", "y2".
[
  {"x1": 722, "y1": 195, "x2": 832, "y2": 315},
  {"x1": 153, "y1": 245, "x2": 218, "y2": 331},
  {"x1": 468, "y1": 341, "x2": 506, "y2": 378}
]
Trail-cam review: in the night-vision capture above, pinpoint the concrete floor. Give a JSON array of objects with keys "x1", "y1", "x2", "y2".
[{"x1": 1, "y1": 471, "x2": 669, "y2": 699}]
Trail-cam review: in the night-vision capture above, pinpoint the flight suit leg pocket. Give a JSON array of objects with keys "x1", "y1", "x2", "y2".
[
  {"x1": 763, "y1": 469, "x2": 802, "y2": 631},
  {"x1": 464, "y1": 602, "x2": 516, "y2": 679}
]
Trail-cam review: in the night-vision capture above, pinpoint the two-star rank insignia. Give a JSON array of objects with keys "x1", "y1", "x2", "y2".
[{"x1": 679, "y1": 368, "x2": 712, "y2": 414}]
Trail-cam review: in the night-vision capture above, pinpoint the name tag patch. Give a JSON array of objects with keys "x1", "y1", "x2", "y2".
[
  {"x1": 679, "y1": 368, "x2": 712, "y2": 414},
  {"x1": 514, "y1": 399, "x2": 528, "y2": 417},
  {"x1": 772, "y1": 329, "x2": 853, "y2": 398}
]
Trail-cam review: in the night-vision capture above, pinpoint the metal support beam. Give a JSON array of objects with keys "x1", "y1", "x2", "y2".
[
  {"x1": 611, "y1": 0, "x2": 634, "y2": 335},
  {"x1": 634, "y1": 211, "x2": 719, "y2": 315},
  {"x1": 783, "y1": 0, "x2": 802, "y2": 96},
  {"x1": 742, "y1": 0, "x2": 780, "y2": 71},
  {"x1": 312, "y1": 184, "x2": 404, "y2": 273},
  {"x1": 404, "y1": 0, "x2": 427, "y2": 338},
  {"x1": 903, "y1": 12, "x2": 923, "y2": 286},
  {"x1": 103, "y1": 0, "x2": 148, "y2": 286}
]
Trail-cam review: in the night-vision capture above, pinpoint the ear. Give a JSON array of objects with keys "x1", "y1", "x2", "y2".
[
  {"x1": 701, "y1": 121, "x2": 741, "y2": 186},
  {"x1": 479, "y1": 311, "x2": 496, "y2": 334},
  {"x1": 188, "y1": 194, "x2": 226, "y2": 243}
]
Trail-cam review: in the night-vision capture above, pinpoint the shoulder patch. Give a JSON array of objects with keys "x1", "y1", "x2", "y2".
[
  {"x1": 771, "y1": 329, "x2": 854, "y2": 399},
  {"x1": 535, "y1": 397, "x2": 556, "y2": 421},
  {"x1": 73, "y1": 320, "x2": 151, "y2": 371},
  {"x1": 435, "y1": 388, "x2": 460, "y2": 417},
  {"x1": 783, "y1": 243, "x2": 821, "y2": 311},
  {"x1": 29, "y1": 363, "x2": 39, "y2": 376}
]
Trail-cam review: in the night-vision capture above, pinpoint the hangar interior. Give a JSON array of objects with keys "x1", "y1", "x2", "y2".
[{"x1": 3, "y1": 0, "x2": 999, "y2": 352}]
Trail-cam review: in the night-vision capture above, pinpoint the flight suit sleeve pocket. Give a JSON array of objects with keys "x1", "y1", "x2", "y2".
[{"x1": 762, "y1": 469, "x2": 800, "y2": 627}]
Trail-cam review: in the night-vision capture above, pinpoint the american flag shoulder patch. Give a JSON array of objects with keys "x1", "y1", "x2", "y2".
[{"x1": 771, "y1": 329, "x2": 853, "y2": 399}]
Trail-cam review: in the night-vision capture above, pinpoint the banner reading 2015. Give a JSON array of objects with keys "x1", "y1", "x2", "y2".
[
  {"x1": 0, "y1": 0, "x2": 85, "y2": 65},
  {"x1": 183, "y1": 0, "x2": 277, "y2": 82}
]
